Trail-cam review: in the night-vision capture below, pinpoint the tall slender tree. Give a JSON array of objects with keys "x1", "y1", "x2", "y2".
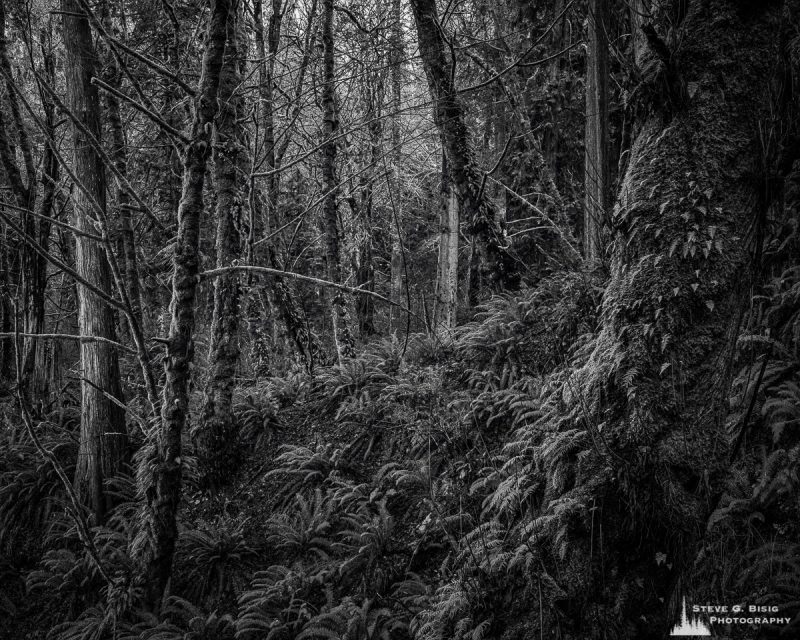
[
  {"x1": 198, "y1": 3, "x2": 249, "y2": 487},
  {"x1": 136, "y1": 0, "x2": 231, "y2": 608},
  {"x1": 434, "y1": 150, "x2": 459, "y2": 331},
  {"x1": 409, "y1": 0, "x2": 519, "y2": 293},
  {"x1": 61, "y1": 0, "x2": 128, "y2": 521},
  {"x1": 253, "y1": 0, "x2": 318, "y2": 372},
  {"x1": 584, "y1": 0, "x2": 609, "y2": 263},
  {"x1": 388, "y1": 0, "x2": 405, "y2": 332},
  {"x1": 321, "y1": 0, "x2": 356, "y2": 362},
  {"x1": 101, "y1": 5, "x2": 143, "y2": 338}
]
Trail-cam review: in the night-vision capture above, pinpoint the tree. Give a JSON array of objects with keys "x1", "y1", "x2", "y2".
[
  {"x1": 388, "y1": 0, "x2": 405, "y2": 332},
  {"x1": 434, "y1": 150, "x2": 459, "y2": 331},
  {"x1": 0, "y1": 6, "x2": 58, "y2": 400},
  {"x1": 321, "y1": 0, "x2": 356, "y2": 362},
  {"x1": 60, "y1": 0, "x2": 128, "y2": 521},
  {"x1": 198, "y1": 3, "x2": 249, "y2": 487},
  {"x1": 252, "y1": 0, "x2": 319, "y2": 372},
  {"x1": 583, "y1": 0, "x2": 609, "y2": 263},
  {"x1": 136, "y1": 0, "x2": 231, "y2": 607},
  {"x1": 101, "y1": 5, "x2": 143, "y2": 338},
  {"x1": 409, "y1": 0, "x2": 520, "y2": 294},
  {"x1": 538, "y1": 1, "x2": 789, "y2": 634}
]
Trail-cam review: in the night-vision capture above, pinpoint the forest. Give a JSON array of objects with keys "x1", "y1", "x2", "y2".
[{"x1": 1, "y1": 0, "x2": 799, "y2": 637}]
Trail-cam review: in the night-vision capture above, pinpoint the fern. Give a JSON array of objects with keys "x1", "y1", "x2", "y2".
[
  {"x1": 264, "y1": 444, "x2": 346, "y2": 504},
  {"x1": 265, "y1": 489, "x2": 339, "y2": 566},
  {"x1": 176, "y1": 520, "x2": 256, "y2": 605},
  {"x1": 236, "y1": 565, "x2": 317, "y2": 639}
]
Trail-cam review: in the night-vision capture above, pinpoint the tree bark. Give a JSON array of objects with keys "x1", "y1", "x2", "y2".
[
  {"x1": 60, "y1": 0, "x2": 127, "y2": 522},
  {"x1": 198, "y1": 4, "x2": 248, "y2": 488},
  {"x1": 409, "y1": 0, "x2": 519, "y2": 294},
  {"x1": 434, "y1": 151, "x2": 459, "y2": 331},
  {"x1": 541, "y1": 2, "x2": 786, "y2": 635},
  {"x1": 354, "y1": 115, "x2": 379, "y2": 339},
  {"x1": 252, "y1": 0, "x2": 318, "y2": 373},
  {"x1": 0, "y1": 5, "x2": 42, "y2": 398},
  {"x1": 321, "y1": 0, "x2": 356, "y2": 362},
  {"x1": 388, "y1": 0, "x2": 404, "y2": 332},
  {"x1": 136, "y1": 0, "x2": 230, "y2": 609},
  {"x1": 101, "y1": 11, "x2": 143, "y2": 339},
  {"x1": 583, "y1": 0, "x2": 609, "y2": 264}
]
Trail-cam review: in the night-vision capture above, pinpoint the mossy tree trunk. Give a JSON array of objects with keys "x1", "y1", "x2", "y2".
[
  {"x1": 198, "y1": 4, "x2": 249, "y2": 488},
  {"x1": 409, "y1": 0, "x2": 519, "y2": 294},
  {"x1": 540, "y1": 1, "x2": 788, "y2": 636},
  {"x1": 136, "y1": 0, "x2": 230, "y2": 609}
]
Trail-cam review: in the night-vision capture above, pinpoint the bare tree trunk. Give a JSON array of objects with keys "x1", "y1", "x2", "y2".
[
  {"x1": 321, "y1": 0, "x2": 356, "y2": 362},
  {"x1": 0, "y1": 4, "x2": 40, "y2": 397},
  {"x1": 434, "y1": 151, "x2": 459, "y2": 331},
  {"x1": 61, "y1": 0, "x2": 127, "y2": 522},
  {"x1": 409, "y1": 0, "x2": 519, "y2": 294},
  {"x1": 28, "y1": 25, "x2": 59, "y2": 400},
  {"x1": 354, "y1": 117, "x2": 378, "y2": 339},
  {"x1": 198, "y1": 4, "x2": 249, "y2": 488},
  {"x1": 584, "y1": 0, "x2": 609, "y2": 264},
  {"x1": 102, "y1": 11, "x2": 143, "y2": 339},
  {"x1": 388, "y1": 0, "x2": 404, "y2": 332},
  {"x1": 150, "y1": 4, "x2": 183, "y2": 336},
  {"x1": 136, "y1": 0, "x2": 230, "y2": 609}
]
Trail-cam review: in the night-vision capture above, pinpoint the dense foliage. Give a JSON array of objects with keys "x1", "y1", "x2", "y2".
[{"x1": 2, "y1": 0, "x2": 800, "y2": 638}]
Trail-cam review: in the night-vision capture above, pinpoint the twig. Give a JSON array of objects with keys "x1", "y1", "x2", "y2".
[{"x1": 73, "y1": 0, "x2": 196, "y2": 97}]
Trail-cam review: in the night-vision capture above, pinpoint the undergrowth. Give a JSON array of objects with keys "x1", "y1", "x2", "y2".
[{"x1": 2, "y1": 267, "x2": 799, "y2": 639}]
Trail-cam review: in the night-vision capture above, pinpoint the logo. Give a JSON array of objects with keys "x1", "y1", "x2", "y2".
[{"x1": 670, "y1": 597, "x2": 712, "y2": 637}]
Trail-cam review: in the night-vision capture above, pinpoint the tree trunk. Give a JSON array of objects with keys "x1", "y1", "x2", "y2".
[
  {"x1": 542, "y1": 2, "x2": 786, "y2": 635},
  {"x1": 61, "y1": 0, "x2": 128, "y2": 522},
  {"x1": 136, "y1": 0, "x2": 230, "y2": 609},
  {"x1": 0, "y1": 5, "x2": 40, "y2": 398},
  {"x1": 321, "y1": 0, "x2": 356, "y2": 363},
  {"x1": 27, "y1": 27, "x2": 59, "y2": 401},
  {"x1": 434, "y1": 151, "x2": 459, "y2": 331},
  {"x1": 583, "y1": 0, "x2": 609, "y2": 264},
  {"x1": 102, "y1": 13, "x2": 143, "y2": 339},
  {"x1": 629, "y1": 0, "x2": 651, "y2": 70},
  {"x1": 355, "y1": 121, "x2": 378, "y2": 339},
  {"x1": 388, "y1": 0, "x2": 404, "y2": 332},
  {"x1": 198, "y1": 4, "x2": 248, "y2": 488},
  {"x1": 542, "y1": 0, "x2": 567, "y2": 178},
  {"x1": 252, "y1": 0, "x2": 318, "y2": 373},
  {"x1": 409, "y1": 0, "x2": 519, "y2": 294}
]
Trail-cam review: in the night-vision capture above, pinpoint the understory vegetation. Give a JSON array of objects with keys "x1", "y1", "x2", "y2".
[
  {"x1": 2, "y1": 0, "x2": 800, "y2": 637},
  {"x1": 2, "y1": 254, "x2": 799, "y2": 638}
]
